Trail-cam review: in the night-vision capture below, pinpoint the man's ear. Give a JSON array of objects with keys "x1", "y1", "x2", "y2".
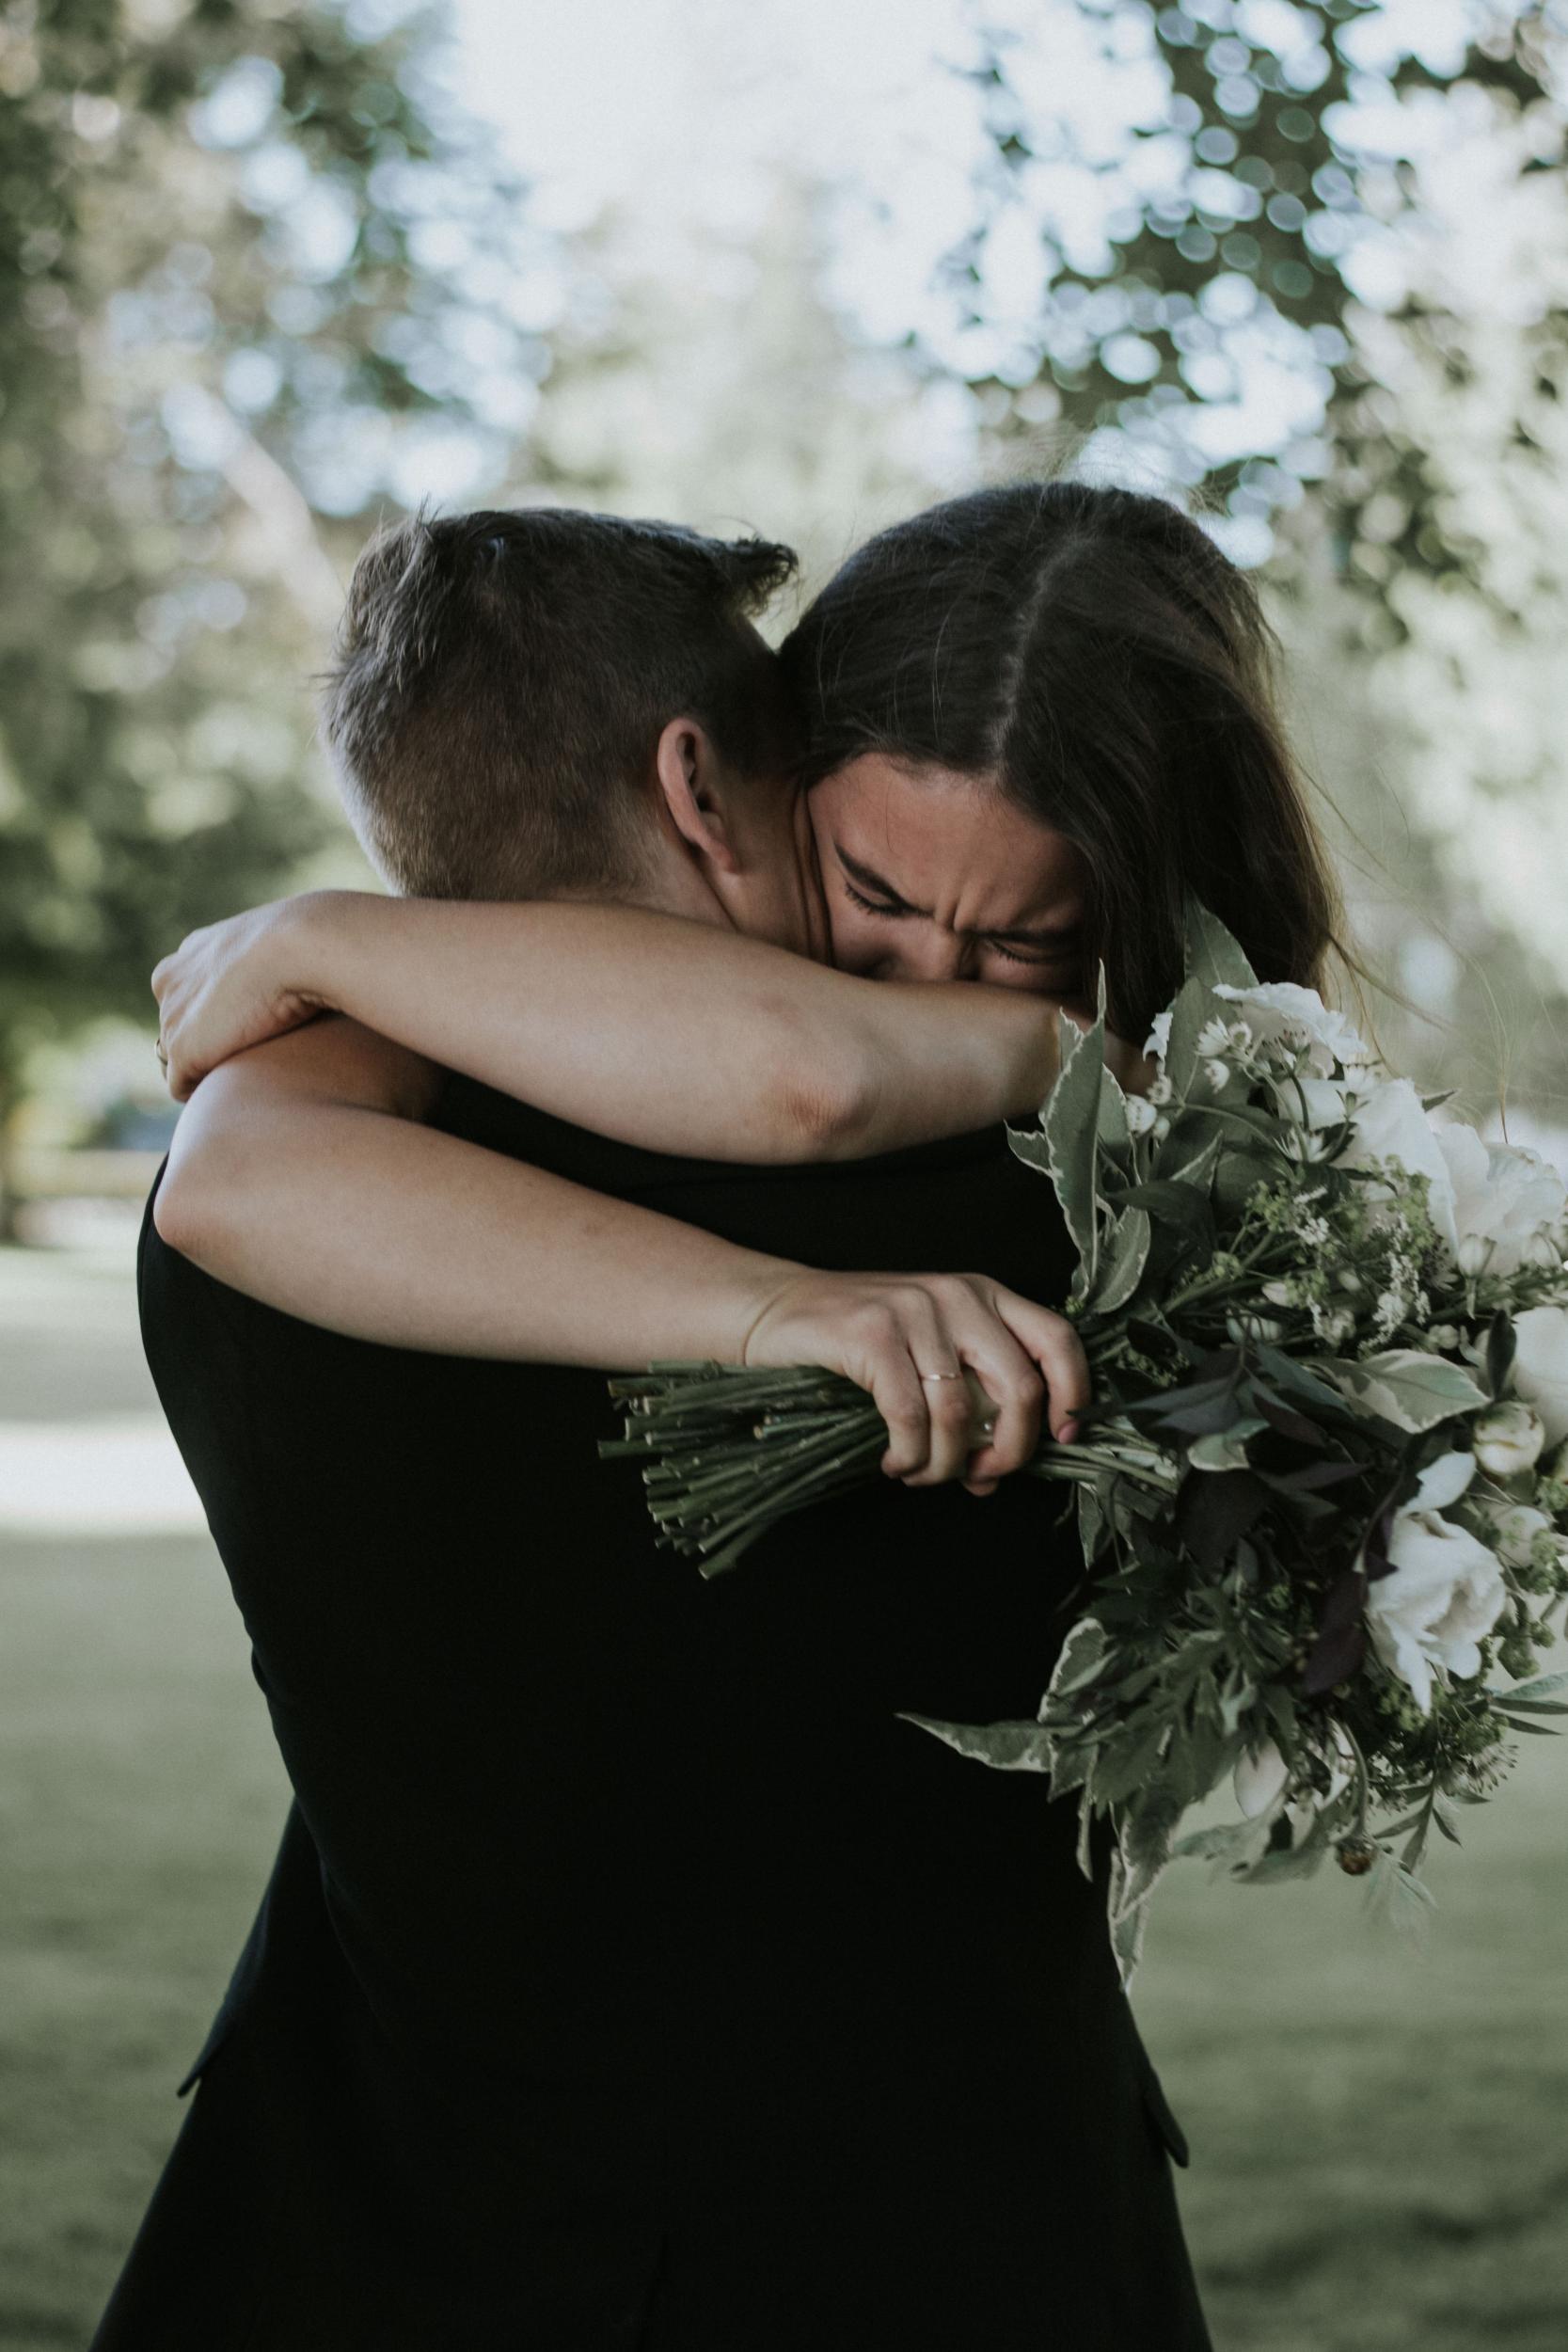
[{"x1": 653, "y1": 719, "x2": 739, "y2": 875}]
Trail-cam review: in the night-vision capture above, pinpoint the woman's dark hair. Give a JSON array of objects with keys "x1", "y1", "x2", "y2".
[{"x1": 781, "y1": 480, "x2": 1347, "y2": 1037}]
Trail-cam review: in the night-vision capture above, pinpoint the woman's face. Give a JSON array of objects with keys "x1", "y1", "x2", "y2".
[{"x1": 807, "y1": 755, "x2": 1089, "y2": 999}]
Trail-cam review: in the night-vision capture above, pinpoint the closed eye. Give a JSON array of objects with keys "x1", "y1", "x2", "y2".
[
  {"x1": 990, "y1": 936, "x2": 1081, "y2": 970},
  {"x1": 842, "y1": 879, "x2": 907, "y2": 920}
]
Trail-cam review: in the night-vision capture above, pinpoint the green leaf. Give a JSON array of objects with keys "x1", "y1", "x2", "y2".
[
  {"x1": 1043, "y1": 1615, "x2": 1112, "y2": 1702},
  {"x1": 1097, "y1": 1068, "x2": 1132, "y2": 1160},
  {"x1": 1184, "y1": 898, "x2": 1259, "y2": 993},
  {"x1": 1171, "y1": 1818, "x2": 1265, "y2": 1864},
  {"x1": 1154, "y1": 1120, "x2": 1224, "y2": 1194},
  {"x1": 1086, "y1": 1206, "x2": 1151, "y2": 1317},
  {"x1": 1107, "y1": 1860, "x2": 1150, "y2": 1988},
  {"x1": 1038, "y1": 1000, "x2": 1107, "y2": 1292},
  {"x1": 895, "y1": 1714, "x2": 1055, "y2": 1771},
  {"x1": 1322, "y1": 1349, "x2": 1489, "y2": 1434},
  {"x1": 1076, "y1": 1483, "x2": 1109, "y2": 1565},
  {"x1": 1497, "y1": 1671, "x2": 1568, "y2": 1703},
  {"x1": 1160, "y1": 972, "x2": 1220, "y2": 1104},
  {"x1": 1187, "y1": 1418, "x2": 1268, "y2": 1472},
  {"x1": 1090, "y1": 1720, "x2": 1172, "y2": 1807}
]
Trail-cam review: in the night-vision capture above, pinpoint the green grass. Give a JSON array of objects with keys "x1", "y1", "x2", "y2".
[{"x1": 3, "y1": 1247, "x2": 1566, "y2": 2349}]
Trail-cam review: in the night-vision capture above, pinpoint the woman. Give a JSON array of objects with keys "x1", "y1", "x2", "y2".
[{"x1": 148, "y1": 482, "x2": 1347, "y2": 2346}]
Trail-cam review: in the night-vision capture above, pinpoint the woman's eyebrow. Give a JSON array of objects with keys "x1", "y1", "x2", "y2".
[
  {"x1": 834, "y1": 841, "x2": 1080, "y2": 948},
  {"x1": 834, "y1": 844, "x2": 914, "y2": 908}
]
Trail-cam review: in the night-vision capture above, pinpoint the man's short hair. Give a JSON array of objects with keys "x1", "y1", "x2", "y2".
[{"x1": 322, "y1": 507, "x2": 800, "y2": 898}]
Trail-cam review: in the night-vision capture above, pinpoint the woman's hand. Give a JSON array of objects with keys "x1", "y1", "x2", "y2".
[
  {"x1": 739, "y1": 1269, "x2": 1088, "y2": 1491},
  {"x1": 153, "y1": 896, "x2": 331, "y2": 1099}
]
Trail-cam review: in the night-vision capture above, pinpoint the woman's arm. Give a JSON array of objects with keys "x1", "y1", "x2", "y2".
[
  {"x1": 152, "y1": 892, "x2": 1085, "y2": 1161},
  {"x1": 154, "y1": 1018, "x2": 1090, "y2": 1486}
]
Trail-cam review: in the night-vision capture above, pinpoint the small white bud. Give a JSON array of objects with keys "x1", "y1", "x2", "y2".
[
  {"x1": 1457, "y1": 1233, "x2": 1495, "y2": 1278},
  {"x1": 1472, "y1": 1402, "x2": 1546, "y2": 1479},
  {"x1": 1492, "y1": 1502, "x2": 1551, "y2": 1567}
]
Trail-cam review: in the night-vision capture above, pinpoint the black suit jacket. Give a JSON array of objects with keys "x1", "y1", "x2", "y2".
[{"x1": 94, "y1": 1079, "x2": 1208, "y2": 2351}]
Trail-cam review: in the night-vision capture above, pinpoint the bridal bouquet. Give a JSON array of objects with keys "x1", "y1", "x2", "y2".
[{"x1": 604, "y1": 910, "x2": 1568, "y2": 1973}]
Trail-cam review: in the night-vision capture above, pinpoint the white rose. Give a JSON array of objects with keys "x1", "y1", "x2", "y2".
[
  {"x1": 1436, "y1": 1126, "x2": 1568, "y2": 1279},
  {"x1": 1233, "y1": 1740, "x2": 1289, "y2": 1819},
  {"x1": 1512, "y1": 1307, "x2": 1568, "y2": 1447},
  {"x1": 1211, "y1": 981, "x2": 1375, "y2": 1073},
  {"x1": 1294, "y1": 1076, "x2": 1352, "y2": 1130},
  {"x1": 1470, "y1": 1401, "x2": 1546, "y2": 1478},
  {"x1": 1412, "y1": 1450, "x2": 1477, "y2": 1510},
  {"x1": 1366, "y1": 1507, "x2": 1508, "y2": 1712},
  {"x1": 1339, "y1": 1077, "x2": 1459, "y2": 1252}
]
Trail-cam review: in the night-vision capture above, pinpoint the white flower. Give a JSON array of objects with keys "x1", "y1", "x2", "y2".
[
  {"x1": 1470, "y1": 1401, "x2": 1546, "y2": 1478},
  {"x1": 1148, "y1": 1073, "x2": 1173, "y2": 1107},
  {"x1": 1233, "y1": 1740, "x2": 1289, "y2": 1819},
  {"x1": 1144, "y1": 1009, "x2": 1172, "y2": 1066},
  {"x1": 1313, "y1": 1304, "x2": 1356, "y2": 1350},
  {"x1": 1203, "y1": 1058, "x2": 1229, "y2": 1094},
  {"x1": 1211, "y1": 981, "x2": 1375, "y2": 1073},
  {"x1": 1492, "y1": 1503, "x2": 1551, "y2": 1569},
  {"x1": 1427, "y1": 1324, "x2": 1462, "y2": 1351},
  {"x1": 1436, "y1": 1126, "x2": 1568, "y2": 1279},
  {"x1": 1512, "y1": 1306, "x2": 1568, "y2": 1446},
  {"x1": 1366, "y1": 1506, "x2": 1508, "y2": 1711},
  {"x1": 1125, "y1": 1093, "x2": 1159, "y2": 1136},
  {"x1": 1290, "y1": 1075, "x2": 1353, "y2": 1131},
  {"x1": 1412, "y1": 1451, "x2": 1477, "y2": 1510},
  {"x1": 1196, "y1": 1017, "x2": 1231, "y2": 1060},
  {"x1": 1339, "y1": 1078, "x2": 1457, "y2": 1246},
  {"x1": 1282, "y1": 1128, "x2": 1333, "y2": 1164}
]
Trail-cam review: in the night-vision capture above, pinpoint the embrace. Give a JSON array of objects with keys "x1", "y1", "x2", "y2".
[{"x1": 95, "y1": 480, "x2": 1345, "y2": 2349}]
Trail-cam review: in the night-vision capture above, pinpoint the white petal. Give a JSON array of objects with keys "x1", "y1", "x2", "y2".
[
  {"x1": 1233, "y1": 1741, "x2": 1289, "y2": 1819},
  {"x1": 1413, "y1": 1451, "x2": 1476, "y2": 1511}
]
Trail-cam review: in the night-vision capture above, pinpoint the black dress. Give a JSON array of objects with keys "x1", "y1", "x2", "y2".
[{"x1": 93, "y1": 1078, "x2": 1211, "y2": 2351}]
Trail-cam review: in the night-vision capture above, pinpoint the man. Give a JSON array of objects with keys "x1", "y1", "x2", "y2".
[{"x1": 95, "y1": 509, "x2": 1200, "y2": 2349}]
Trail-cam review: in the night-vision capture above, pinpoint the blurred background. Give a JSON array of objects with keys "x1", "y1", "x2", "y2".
[{"x1": 1, "y1": 1, "x2": 1565, "y2": 2344}]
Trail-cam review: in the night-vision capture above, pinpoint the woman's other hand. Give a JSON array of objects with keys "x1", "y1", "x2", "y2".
[
  {"x1": 739, "y1": 1269, "x2": 1088, "y2": 1491},
  {"x1": 152, "y1": 894, "x2": 339, "y2": 1100}
]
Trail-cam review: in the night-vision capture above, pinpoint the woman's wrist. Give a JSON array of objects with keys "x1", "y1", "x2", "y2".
[{"x1": 281, "y1": 888, "x2": 387, "y2": 1019}]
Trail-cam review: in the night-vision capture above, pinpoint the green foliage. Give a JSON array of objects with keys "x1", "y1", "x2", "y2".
[
  {"x1": 958, "y1": 1, "x2": 1565, "y2": 590},
  {"x1": 0, "y1": 0, "x2": 533, "y2": 1104}
]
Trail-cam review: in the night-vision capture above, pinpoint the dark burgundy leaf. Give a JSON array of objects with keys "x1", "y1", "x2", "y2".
[
  {"x1": 1254, "y1": 1392, "x2": 1326, "y2": 1448},
  {"x1": 1176, "y1": 1469, "x2": 1271, "y2": 1572},
  {"x1": 1268, "y1": 1459, "x2": 1366, "y2": 1494},
  {"x1": 1302, "y1": 1566, "x2": 1369, "y2": 1695}
]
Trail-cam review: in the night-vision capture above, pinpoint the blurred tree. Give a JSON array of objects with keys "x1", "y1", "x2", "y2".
[
  {"x1": 949, "y1": 0, "x2": 1565, "y2": 596},
  {"x1": 0, "y1": 0, "x2": 540, "y2": 1223},
  {"x1": 506, "y1": 182, "x2": 963, "y2": 591}
]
